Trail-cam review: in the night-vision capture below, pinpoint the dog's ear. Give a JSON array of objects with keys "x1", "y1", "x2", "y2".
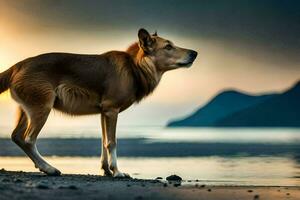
[
  {"x1": 138, "y1": 28, "x2": 154, "y2": 53},
  {"x1": 152, "y1": 30, "x2": 158, "y2": 36}
]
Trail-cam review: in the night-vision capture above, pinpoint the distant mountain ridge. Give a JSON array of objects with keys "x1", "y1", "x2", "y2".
[{"x1": 167, "y1": 81, "x2": 300, "y2": 127}]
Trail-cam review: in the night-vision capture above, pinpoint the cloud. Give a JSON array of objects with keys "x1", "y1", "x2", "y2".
[
  {"x1": 0, "y1": 0, "x2": 300, "y2": 66},
  {"x1": 1, "y1": 0, "x2": 299, "y2": 62}
]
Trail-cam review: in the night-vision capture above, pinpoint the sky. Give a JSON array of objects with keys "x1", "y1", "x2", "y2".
[{"x1": 0, "y1": 0, "x2": 300, "y2": 131}]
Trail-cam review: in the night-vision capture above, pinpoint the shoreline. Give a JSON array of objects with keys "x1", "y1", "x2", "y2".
[
  {"x1": 1, "y1": 138, "x2": 300, "y2": 157},
  {"x1": 1, "y1": 170, "x2": 300, "y2": 200}
]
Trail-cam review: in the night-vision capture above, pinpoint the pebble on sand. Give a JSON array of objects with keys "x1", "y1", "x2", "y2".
[
  {"x1": 36, "y1": 183, "x2": 49, "y2": 189},
  {"x1": 13, "y1": 178, "x2": 23, "y2": 183},
  {"x1": 58, "y1": 185, "x2": 78, "y2": 190},
  {"x1": 2, "y1": 178, "x2": 10, "y2": 182},
  {"x1": 68, "y1": 185, "x2": 78, "y2": 190},
  {"x1": 166, "y1": 175, "x2": 182, "y2": 181}
]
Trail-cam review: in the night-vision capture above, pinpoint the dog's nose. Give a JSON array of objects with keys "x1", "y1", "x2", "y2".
[{"x1": 189, "y1": 50, "x2": 198, "y2": 60}]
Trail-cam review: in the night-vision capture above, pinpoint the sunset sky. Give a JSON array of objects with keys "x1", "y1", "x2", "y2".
[{"x1": 0, "y1": 0, "x2": 299, "y2": 130}]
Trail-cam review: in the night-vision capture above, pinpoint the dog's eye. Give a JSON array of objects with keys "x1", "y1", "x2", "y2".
[{"x1": 164, "y1": 44, "x2": 173, "y2": 50}]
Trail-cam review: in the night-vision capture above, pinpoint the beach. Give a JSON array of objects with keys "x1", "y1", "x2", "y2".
[
  {"x1": 0, "y1": 170, "x2": 299, "y2": 200},
  {"x1": 1, "y1": 128, "x2": 300, "y2": 199},
  {"x1": 1, "y1": 130, "x2": 300, "y2": 186}
]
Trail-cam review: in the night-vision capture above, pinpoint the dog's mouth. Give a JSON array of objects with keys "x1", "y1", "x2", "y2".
[{"x1": 176, "y1": 60, "x2": 194, "y2": 67}]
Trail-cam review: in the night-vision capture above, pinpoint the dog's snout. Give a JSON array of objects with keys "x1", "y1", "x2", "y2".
[{"x1": 189, "y1": 50, "x2": 198, "y2": 60}]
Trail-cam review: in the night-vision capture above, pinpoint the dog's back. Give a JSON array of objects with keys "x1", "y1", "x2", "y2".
[{"x1": 6, "y1": 52, "x2": 139, "y2": 115}]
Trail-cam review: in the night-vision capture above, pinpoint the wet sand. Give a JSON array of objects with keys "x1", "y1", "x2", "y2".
[{"x1": 0, "y1": 170, "x2": 299, "y2": 200}]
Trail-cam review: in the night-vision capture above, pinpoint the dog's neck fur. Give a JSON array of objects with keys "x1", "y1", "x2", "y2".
[{"x1": 126, "y1": 42, "x2": 162, "y2": 102}]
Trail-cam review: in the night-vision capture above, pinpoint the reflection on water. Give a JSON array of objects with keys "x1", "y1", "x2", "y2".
[
  {"x1": 1, "y1": 126, "x2": 300, "y2": 143},
  {"x1": 1, "y1": 156, "x2": 300, "y2": 186}
]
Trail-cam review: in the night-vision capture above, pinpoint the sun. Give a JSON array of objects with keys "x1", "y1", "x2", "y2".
[{"x1": 0, "y1": 90, "x2": 11, "y2": 102}]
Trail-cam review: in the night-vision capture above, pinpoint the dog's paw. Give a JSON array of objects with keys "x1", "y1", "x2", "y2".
[
  {"x1": 113, "y1": 171, "x2": 131, "y2": 178},
  {"x1": 38, "y1": 165, "x2": 61, "y2": 176},
  {"x1": 100, "y1": 169, "x2": 113, "y2": 177}
]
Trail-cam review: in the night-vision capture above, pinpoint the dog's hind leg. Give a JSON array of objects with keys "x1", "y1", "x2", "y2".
[
  {"x1": 11, "y1": 106, "x2": 61, "y2": 176},
  {"x1": 11, "y1": 107, "x2": 28, "y2": 144}
]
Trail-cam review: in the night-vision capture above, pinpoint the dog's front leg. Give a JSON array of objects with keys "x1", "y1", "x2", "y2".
[
  {"x1": 102, "y1": 108, "x2": 130, "y2": 178},
  {"x1": 100, "y1": 115, "x2": 113, "y2": 176}
]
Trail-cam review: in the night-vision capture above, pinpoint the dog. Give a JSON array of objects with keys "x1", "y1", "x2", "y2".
[{"x1": 0, "y1": 28, "x2": 197, "y2": 177}]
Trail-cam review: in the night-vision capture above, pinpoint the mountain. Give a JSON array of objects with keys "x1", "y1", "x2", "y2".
[
  {"x1": 215, "y1": 81, "x2": 300, "y2": 127},
  {"x1": 168, "y1": 91, "x2": 276, "y2": 127},
  {"x1": 167, "y1": 81, "x2": 300, "y2": 127}
]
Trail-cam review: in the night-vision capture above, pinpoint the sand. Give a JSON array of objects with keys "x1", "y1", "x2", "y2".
[{"x1": 0, "y1": 170, "x2": 299, "y2": 200}]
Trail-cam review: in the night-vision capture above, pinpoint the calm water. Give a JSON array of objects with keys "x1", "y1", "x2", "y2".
[{"x1": 1, "y1": 127, "x2": 300, "y2": 186}]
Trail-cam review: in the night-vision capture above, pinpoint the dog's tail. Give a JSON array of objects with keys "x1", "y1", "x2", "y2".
[{"x1": 0, "y1": 67, "x2": 13, "y2": 94}]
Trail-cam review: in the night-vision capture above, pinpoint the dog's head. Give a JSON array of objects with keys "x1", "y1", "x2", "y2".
[{"x1": 137, "y1": 28, "x2": 197, "y2": 72}]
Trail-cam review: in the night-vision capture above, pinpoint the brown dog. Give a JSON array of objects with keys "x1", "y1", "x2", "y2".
[{"x1": 0, "y1": 29, "x2": 197, "y2": 177}]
